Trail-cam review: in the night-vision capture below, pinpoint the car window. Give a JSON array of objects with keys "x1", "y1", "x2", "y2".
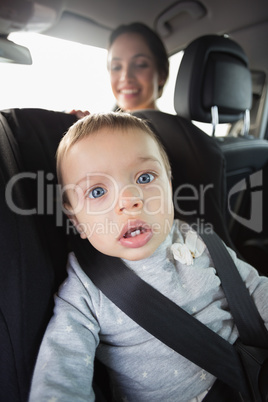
[
  {"x1": 2, "y1": 32, "x2": 181, "y2": 115},
  {"x1": 1, "y1": 32, "x2": 115, "y2": 113},
  {"x1": 1, "y1": 32, "x2": 228, "y2": 136}
]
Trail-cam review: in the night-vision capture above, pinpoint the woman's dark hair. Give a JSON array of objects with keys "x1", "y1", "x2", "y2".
[{"x1": 108, "y1": 22, "x2": 169, "y2": 96}]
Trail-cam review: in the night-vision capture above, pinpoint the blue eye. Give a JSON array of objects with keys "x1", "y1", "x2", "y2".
[
  {"x1": 88, "y1": 187, "x2": 106, "y2": 199},
  {"x1": 137, "y1": 173, "x2": 155, "y2": 184}
]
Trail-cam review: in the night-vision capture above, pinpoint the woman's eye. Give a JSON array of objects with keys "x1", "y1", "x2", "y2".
[
  {"x1": 135, "y1": 62, "x2": 148, "y2": 69},
  {"x1": 137, "y1": 173, "x2": 155, "y2": 184},
  {"x1": 88, "y1": 187, "x2": 106, "y2": 199},
  {"x1": 110, "y1": 64, "x2": 121, "y2": 71}
]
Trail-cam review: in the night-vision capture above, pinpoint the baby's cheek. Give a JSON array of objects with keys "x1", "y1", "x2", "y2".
[{"x1": 143, "y1": 189, "x2": 167, "y2": 214}]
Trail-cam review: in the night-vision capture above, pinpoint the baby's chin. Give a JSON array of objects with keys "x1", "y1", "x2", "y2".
[
  {"x1": 93, "y1": 246, "x2": 152, "y2": 262},
  {"x1": 119, "y1": 245, "x2": 160, "y2": 262},
  {"x1": 91, "y1": 232, "x2": 167, "y2": 261}
]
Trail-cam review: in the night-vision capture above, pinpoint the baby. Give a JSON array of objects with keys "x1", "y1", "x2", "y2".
[{"x1": 29, "y1": 112, "x2": 268, "y2": 401}]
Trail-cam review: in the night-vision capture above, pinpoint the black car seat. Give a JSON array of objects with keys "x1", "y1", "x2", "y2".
[
  {"x1": 0, "y1": 106, "x2": 228, "y2": 401},
  {"x1": 0, "y1": 109, "x2": 76, "y2": 402},
  {"x1": 0, "y1": 106, "x2": 235, "y2": 400},
  {"x1": 134, "y1": 35, "x2": 268, "y2": 273},
  {"x1": 173, "y1": 34, "x2": 268, "y2": 272},
  {"x1": 0, "y1": 82, "x2": 265, "y2": 400},
  {"x1": 0, "y1": 108, "x2": 110, "y2": 402}
]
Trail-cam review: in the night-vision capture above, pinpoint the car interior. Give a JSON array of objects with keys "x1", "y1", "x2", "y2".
[{"x1": 1, "y1": 0, "x2": 268, "y2": 401}]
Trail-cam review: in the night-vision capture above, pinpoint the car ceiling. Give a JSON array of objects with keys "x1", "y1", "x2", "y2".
[{"x1": 1, "y1": 0, "x2": 268, "y2": 73}]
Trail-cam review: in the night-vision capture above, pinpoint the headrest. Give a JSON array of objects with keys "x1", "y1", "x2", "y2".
[{"x1": 174, "y1": 35, "x2": 252, "y2": 123}]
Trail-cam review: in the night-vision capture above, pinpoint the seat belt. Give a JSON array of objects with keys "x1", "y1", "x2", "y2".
[
  {"x1": 70, "y1": 231, "x2": 268, "y2": 400},
  {"x1": 200, "y1": 232, "x2": 268, "y2": 347},
  {"x1": 200, "y1": 233, "x2": 268, "y2": 402}
]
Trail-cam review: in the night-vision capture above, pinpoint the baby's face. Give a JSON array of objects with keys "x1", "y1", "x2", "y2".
[{"x1": 62, "y1": 127, "x2": 174, "y2": 261}]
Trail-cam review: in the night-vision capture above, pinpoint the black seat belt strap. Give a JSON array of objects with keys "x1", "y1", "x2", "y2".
[
  {"x1": 71, "y1": 233, "x2": 250, "y2": 397},
  {"x1": 199, "y1": 232, "x2": 268, "y2": 401},
  {"x1": 200, "y1": 231, "x2": 268, "y2": 348}
]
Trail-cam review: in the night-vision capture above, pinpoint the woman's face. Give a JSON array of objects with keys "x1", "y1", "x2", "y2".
[{"x1": 108, "y1": 32, "x2": 163, "y2": 112}]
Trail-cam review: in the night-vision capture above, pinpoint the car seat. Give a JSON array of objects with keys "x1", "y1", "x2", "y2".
[
  {"x1": 134, "y1": 34, "x2": 268, "y2": 273},
  {"x1": 174, "y1": 34, "x2": 268, "y2": 272},
  {"x1": 0, "y1": 107, "x2": 236, "y2": 400},
  {"x1": 0, "y1": 96, "x2": 265, "y2": 399},
  {"x1": 0, "y1": 109, "x2": 76, "y2": 401},
  {"x1": 0, "y1": 108, "x2": 110, "y2": 401},
  {"x1": 1, "y1": 107, "x2": 227, "y2": 401}
]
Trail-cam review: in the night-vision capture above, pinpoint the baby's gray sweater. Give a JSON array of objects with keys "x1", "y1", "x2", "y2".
[{"x1": 29, "y1": 221, "x2": 268, "y2": 401}]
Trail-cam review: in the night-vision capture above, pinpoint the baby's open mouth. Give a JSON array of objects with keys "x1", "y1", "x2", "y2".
[
  {"x1": 123, "y1": 226, "x2": 147, "y2": 238},
  {"x1": 119, "y1": 221, "x2": 153, "y2": 249}
]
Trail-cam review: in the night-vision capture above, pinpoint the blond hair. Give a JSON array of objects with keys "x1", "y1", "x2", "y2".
[{"x1": 56, "y1": 112, "x2": 171, "y2": 190}]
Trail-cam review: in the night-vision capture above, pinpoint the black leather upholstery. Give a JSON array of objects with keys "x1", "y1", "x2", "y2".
[
  {"x1": 173, "y1": 35, "x2": 268, "y2": 270},
  {"x1": 174, "y1": 34, "x2": 252, "y2": 123},
  {"x1": 0, "y1": 108, "x2": 111, "y2": 401},
  {"x1": 0, "y1": 109, "x2": 76, "y2": 401}
]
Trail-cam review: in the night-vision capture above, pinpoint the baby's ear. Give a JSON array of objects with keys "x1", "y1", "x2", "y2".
[{"x1": 63, "y1": 203, "x2": 87, "y2": 239}]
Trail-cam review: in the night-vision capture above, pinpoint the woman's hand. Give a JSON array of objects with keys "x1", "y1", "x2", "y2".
[{"x1": 69, "y1": 109, "x2": 90, "y2": 119}]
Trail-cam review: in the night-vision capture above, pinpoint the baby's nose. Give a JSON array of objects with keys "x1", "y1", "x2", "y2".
[{"x1": 118, "y1": 187, "x2": 144, "y2": 214}]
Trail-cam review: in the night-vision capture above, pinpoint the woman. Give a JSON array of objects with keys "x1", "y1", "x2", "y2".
[
  {"x1": 71, "y1": 23, "x2": 169, "y2": 116},
  {"x1": 107, "y1": 22, "x2": 169, "y2": 111}
]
